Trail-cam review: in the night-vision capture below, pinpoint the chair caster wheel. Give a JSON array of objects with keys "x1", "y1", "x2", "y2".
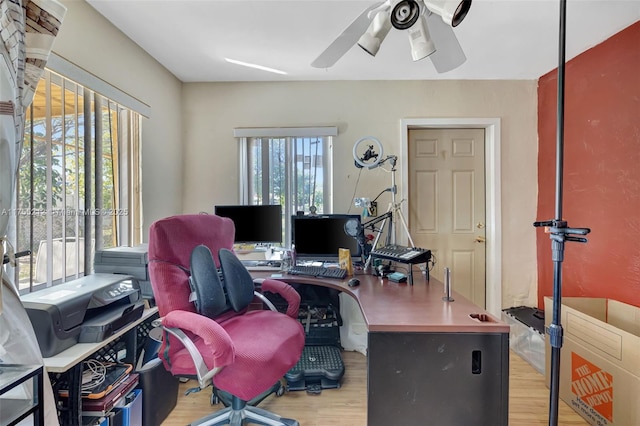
[
  {"x1": 210, "y1": 393, "x2": 220, "y2": 405},
  {"x1": 276, "y1": 385, "x2": 285, "y2": 397}
]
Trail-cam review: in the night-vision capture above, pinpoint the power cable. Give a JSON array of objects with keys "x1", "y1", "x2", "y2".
[{"x1": 347, "y1": 167, "x2": 364, "y2": 214}]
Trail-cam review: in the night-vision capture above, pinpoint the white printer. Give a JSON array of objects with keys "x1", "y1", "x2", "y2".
[{"x1": 94, "y1": 244, "x2": 153, "y2": 301}]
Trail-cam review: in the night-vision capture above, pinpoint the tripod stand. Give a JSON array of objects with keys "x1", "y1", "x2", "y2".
[
  {"x1": 533, "y1": 2, "x2": 590, "y2": 425},
  {"x1": 362, "y1": 155, "x2": 415, "y2": 270}
]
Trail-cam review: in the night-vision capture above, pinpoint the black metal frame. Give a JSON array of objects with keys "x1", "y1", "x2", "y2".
[{"x1": 50, "y1": 312, "x2": 158, "y2": 425}]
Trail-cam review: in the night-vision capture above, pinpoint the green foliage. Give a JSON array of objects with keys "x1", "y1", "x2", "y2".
[
  {"x1": 20, "y1": 110, "x2": 116, "y2": 212},
  {"x1": 249, "y1": 137, "x2": 325, "y2": 214},
  {"x1": 20, "y1": 120, "x2": 63, "y2": 209}
]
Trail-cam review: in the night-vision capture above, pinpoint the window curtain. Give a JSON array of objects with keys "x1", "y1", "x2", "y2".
[{"x1": 0, "y1": 1, "x2": 66, "y2": 424}]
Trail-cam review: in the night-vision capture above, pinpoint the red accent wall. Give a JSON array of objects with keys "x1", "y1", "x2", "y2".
[{"x1": 537, "y1": 21, "x2": 640, "y2": 308}]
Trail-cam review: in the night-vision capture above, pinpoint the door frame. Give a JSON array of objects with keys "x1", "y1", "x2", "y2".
[{"x1": 400, "y1": 118, "x2": 502, "y2": 317}]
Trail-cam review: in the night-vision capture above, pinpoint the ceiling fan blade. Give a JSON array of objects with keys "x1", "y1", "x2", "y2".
[
  {"x1": 311, "y1": 2, "x2": 386, "y2": 68},
  {"x1": 426, "y1": 12, "x2": 466, "y2": 73}
]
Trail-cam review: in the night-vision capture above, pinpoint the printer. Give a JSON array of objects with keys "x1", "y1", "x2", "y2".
[
  {"x1": 94, "y1": 244, "x2": 153, "y2": 301},
  {"x1": 21, "y1": 274, "x2": 144, "y2": 357}
]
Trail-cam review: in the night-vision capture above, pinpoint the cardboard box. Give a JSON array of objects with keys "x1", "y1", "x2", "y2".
[{"x1": 544, "y1": 297, "x2": 640, "y2": 426}]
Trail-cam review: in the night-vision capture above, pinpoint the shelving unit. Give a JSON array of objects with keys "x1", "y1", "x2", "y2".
[
  {"x1": 44, "y1": 307, "x2": 158, "y2": 425},
  {"x1": 0, "y1": 364, "x2": 44, "y2": 426}
]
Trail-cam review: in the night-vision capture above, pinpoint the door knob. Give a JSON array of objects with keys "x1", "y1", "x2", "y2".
[{"x1": 475, "y1": 236, "x2": 486, "y2": 243}]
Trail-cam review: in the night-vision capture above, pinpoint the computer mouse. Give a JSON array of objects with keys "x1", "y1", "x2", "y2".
[{"x1": 348, "y1": 278, "x2": 360, "y2": 287}]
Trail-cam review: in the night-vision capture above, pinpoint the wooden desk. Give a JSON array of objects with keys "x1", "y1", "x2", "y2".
[{"x1": 253, "y1": 272, "x2": 510, "y2": 426}]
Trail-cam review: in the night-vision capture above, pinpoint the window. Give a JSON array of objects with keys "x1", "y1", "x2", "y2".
[
  {"x1": 8, "y1": 69, "x2": 143, "y2": 292},
  {"x1": 235, "y1": 127, "x2": 337, "y2": 247}
]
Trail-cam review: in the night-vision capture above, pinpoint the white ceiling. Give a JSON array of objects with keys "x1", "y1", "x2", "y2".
[{"x1": 86, "y1": 0, "x2": 640, "y2": 82}]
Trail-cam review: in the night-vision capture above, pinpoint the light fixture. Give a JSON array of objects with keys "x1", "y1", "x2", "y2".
[
  {"x1": 424, "y1": 0, "x2": 472, "y2": 27},
  {"x1": 358, "y1": 1, "x2": 437, "y2": 62},
  {"x1": 223, "y1": 58, "x2": 287, "y2": 75},
  {"x1": 390, "y1": 0, "x2": 422, "y2": 30},
  {"x1": 406, "y1": 15, "x2": 436, "y2": 61},
  {"x1": 353, "y1": 136, "x2": 384, "y2": 169},
  {"x1": 312, "y1": 0, "x2": 471, "y2": 68},
  {"x1": 357, "y1": 9, "x2": 392, "y2": 56},
  {"x1": 390, "y1": 0, "x2": 436, "y2": 61}
]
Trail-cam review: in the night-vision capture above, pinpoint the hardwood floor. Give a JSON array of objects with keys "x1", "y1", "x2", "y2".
[
  {"x1": 508, "y1": 352, "x2": 587, "y2": 425},
  {"x1": 162, "y1": 350, "x2": 587, "y2": 425}
]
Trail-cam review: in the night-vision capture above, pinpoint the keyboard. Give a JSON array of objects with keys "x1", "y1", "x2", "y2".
[
  {"x1": 242, "y1": 260, "x2": 282, "y2": 268},
  {"x1": 287, "y1": 265, "x2": 347, "y2": 279},
  {"x1": 370, "y1": 245, "x2": 431, "y2": 265},
  {"x1": 246, "y1": 265, "x2": 282, "y2": 272}
]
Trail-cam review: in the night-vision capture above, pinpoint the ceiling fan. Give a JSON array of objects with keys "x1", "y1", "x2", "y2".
[{"x1": 311, "y1": 0, "x2": 472, "y2": 73}]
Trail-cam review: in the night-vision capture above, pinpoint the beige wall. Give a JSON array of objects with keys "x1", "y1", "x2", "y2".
[
  {"x1": 48, "y1": 2, "x2": 539, "y2": 309},
  {"x1": 52, "y1": 0, "x2": 184, "y2": 236},
  {"x1": 182, "y1": 80, "x2": 539, "y2": 308}
]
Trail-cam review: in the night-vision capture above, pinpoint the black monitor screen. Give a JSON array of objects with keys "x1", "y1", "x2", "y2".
[
  {"x1": 291, "y1": 214, "x2": 361, "y2": 262},
  {"x1": 214, "y1": 205, "x2": 282, "y2": 244}
]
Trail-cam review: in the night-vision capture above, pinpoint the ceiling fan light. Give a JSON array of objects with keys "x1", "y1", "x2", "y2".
[
  {"x1": 424, "y1": 0, "x2": 472, "y2": 27},
  {"x1": 407, "y1": 15, "x2": 436, "y2": 61},
  {"x1": 390, "y1": 0, "x2": 422, "y2": 30},
  {"x1": 357, "y1": 9, "x2": 392, "y2": 56}
]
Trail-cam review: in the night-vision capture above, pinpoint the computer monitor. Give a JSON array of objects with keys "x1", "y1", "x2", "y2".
[
  {"x1": 291, "y1": 214, "x2": 362, "y2": 262},
  {"x1": 214, "y1": 204, "x2": 282, "y2": 244}
]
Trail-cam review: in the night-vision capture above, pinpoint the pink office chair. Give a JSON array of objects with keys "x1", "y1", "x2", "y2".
[{"x1": 148, "y1": 214, "x2": 304, "y2": 425}]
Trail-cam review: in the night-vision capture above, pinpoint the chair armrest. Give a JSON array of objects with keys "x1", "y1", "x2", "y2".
[
  {"x1": 259, "y1": 279, "x2": 300, "y2": 318},
  {"x1": 162, "y1": 310, "x2": 235, "y2": 370},
  {"x1": 161, "y1": 326, "x2": 223, "y2": 390}
]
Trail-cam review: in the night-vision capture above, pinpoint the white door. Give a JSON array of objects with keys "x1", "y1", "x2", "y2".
[{"x1": 408, "y1": 128, "x2": 486, "y2": 307}]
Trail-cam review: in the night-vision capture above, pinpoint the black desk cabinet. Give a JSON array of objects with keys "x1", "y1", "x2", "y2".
[{"x1": 368, "y1": 332, "x2": 509, "y2": 426}]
